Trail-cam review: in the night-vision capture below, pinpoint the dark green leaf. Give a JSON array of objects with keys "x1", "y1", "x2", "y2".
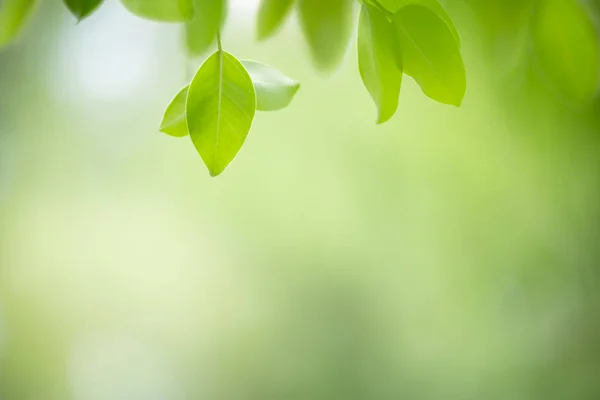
[
  {"x1": 186, "y1": 51, "x2": 256, "y2": 176},
  {"x1": 241, "y1": 60, "x2": 300, "y2": 111},
  {"x1": 185, "y1": 0, "x2": 225, "y2": 56},
  {"x1": 257, "y1": 0, "x2": 295, "y2": 40},
  {"x1": 160, "y1": 86, "x2": 189, "y2": 137},
  {"x1": 358, "y1": 3, "x2": 403, "y2": 124},
  {"x1": 63, "y1": 0, "x2": 104, "y2": 21},
  {"x1": 0, "y1": 0, "x2": 37, "y2": 47},
  {"x1": 121, "y1": 0, "x2": 194, "y2": 22},
  {"x1": 393, "y1": 4, "x2": 466, "y2": 106},
  {"x1": 379, "y1": 0, "x2": 460, "y2": 47},
  {"x1": 533, "y1": 0, "x2": 599, "y2": 103},
  {"x1": 298, "y1": 0, "x2": 354, "y2": 71}
]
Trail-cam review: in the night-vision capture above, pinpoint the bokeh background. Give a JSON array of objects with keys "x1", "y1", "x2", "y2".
[{"x1": 1, "y1": 0, "x2": 600, "y2": 399}]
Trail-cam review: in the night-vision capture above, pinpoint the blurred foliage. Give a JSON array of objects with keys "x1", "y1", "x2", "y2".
[
  {"x1": 1, "y1": 0, "x2": 600, "y2": 399},
  {"x1": 2, "y1": 0, "x2": 599, "y2": 174}
]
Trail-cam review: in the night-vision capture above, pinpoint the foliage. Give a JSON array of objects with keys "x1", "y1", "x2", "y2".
[{"x1": 0, "y1": 0, "x2": 599, "y2": 175}]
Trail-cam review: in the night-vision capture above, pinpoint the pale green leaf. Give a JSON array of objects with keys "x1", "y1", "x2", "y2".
[
  {"x1": 379, "y1": 0, "x2": 460, "y2": 47},
  {"x1": 257, "y1": 0, "x2": 295, "y2": 40},
  {"x1": 186, "y1": 51, "x2": 256, "y2": 176},
  {"x1": 393, "y1": 4, "x2": 466, "y2": 106},
  {"x1": 358, "y1": 3, "x2": 403, "y2": 124},
  {"x1": 185, "y1": 0, "x2": 225, "y2": 56},
  {"x1": 121, "y1": 0, "x2": 194, "y2": 22},
  {"x1": 0, "y1": 0, "x2": 37, "y2": 47},
  {"x1": 533, "y1": 0, "x2": 599, "y2": 104},
  {"x1": 241, "y1": 60, "x2": 300, "y2": 111},
  {"x1": 64, "y1": 0, "x2": 104, "y2": 21},
  {"x1": 160, "y1": 86, "x2": 189, "y2": 138},
  {"x1": 297, "y1": 0, "x2": 354, "y2": 71}
]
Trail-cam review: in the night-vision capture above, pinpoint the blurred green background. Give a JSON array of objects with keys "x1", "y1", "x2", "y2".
[{"x1": 1, "y1": 0, "x2": 600, "y2": 399}]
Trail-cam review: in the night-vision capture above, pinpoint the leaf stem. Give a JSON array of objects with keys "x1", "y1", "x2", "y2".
[
  {"x1": 216, "y1": 30, "x2": 223, "y2": 52},
  {"x1": 365, "y1": 0, "x2": 394, "y2": 19}
]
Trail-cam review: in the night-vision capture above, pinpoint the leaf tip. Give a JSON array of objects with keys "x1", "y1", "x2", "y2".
[
  {"x1": 256, "y1": 28, "x2": 271, "y2": 42},
  {"x1": 208, "y1": 168, "x2": 223, "y2": 177},
  {"x1": 375, "y1": 109, "x2": 396, "y2": 124},
  {"x1": 451, "y1": 92, "x2": 466, "y2": 107},
  {"x1": 291, "y1": 82, "x2": 301, "y2": 96}
]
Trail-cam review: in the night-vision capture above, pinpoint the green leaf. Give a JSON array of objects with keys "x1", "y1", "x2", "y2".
[
  {"x1": 358, "y1": 3, "x2": 403, "y2": 124},
  {"x1": 185, "y1": 0, "x2": 226, "y2": 56},
  {"x1": 63, "y1": 0, "x2": 104, "y2": 21},
  {"x1": 297, "y1": 0, "x2": 354, "y2": 71},
  {"x1": 379, "y1": 0, "x2": 460, "y2": 47},
  {"x1": 0, "y1": 0, "x2": 37, "y2": 48},
  {"x1": 120, "y1": 0, "x2": 194, "y2": 22},
  {"x1": 186, "y1": 51, "x2": 256, "y2": 176},
  {"x1": 160, "y1": 86, "x2": 189, "y2": 138},
  {"x1": 392, "y1": 4, "x2": 466, "y2": 106},
  {"x1": 241, "y1": 60, "x2": 300, "y2": 111},
  {"x1": 257, "y1": 0, "x2": 295, "y2": 40},
  {"x1": 533, "y1": 0, "x2": 599, "y2": 104}
]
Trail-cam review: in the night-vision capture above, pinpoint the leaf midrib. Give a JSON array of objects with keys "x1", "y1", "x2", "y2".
[
  {"x1": 396, "y1": 18, "x2": 454, "y2": 96},
  {"x1": 214, "y1": 49, "x2": 224, "y2": 173}
]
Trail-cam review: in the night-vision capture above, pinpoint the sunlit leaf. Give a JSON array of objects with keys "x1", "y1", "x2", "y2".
[
  {"x1": 241, "y1": 60, "x2": 300, "y2": 111},
  {"x1": 185, "y1": 0, "x2": 225, "y2": 56},
  {"x1": 257, "y1": 0, "x2": 295, "y2": 40},
  {"x1": 297, "y1": 0, "x2": 354, "y2": 71},
  {"x1": 358, "y1": 3, "x2": 403, "y2": 124},
  {"x1": 533, "y1": 0, "x2": 599, "y2": 104},
  {"x1": 63, "y1": 0, "x2": 104, "y2": 21},
  {"x1": 121, "y1": 0, "x2": 194, "y2": 22},
  {"x1": 160, "y1": 86, "x2": 189, "y2": 137},
  {"x1": 393, "y1": 4, "x2": 466, "y2": 106},
  {"x1": 379, "y1": 0, "x2": 460, "y2": 47},
  {"x1": 0, "y1": 0, "x2": 37, "y2": 47},
  {"x1": 186, "y1": 51, "x2": 256, "y2": 176}
]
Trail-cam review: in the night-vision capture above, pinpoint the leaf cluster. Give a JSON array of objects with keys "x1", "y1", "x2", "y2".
[{"x1": 1, "y1": 0, "x2": 599, "y2": 176}]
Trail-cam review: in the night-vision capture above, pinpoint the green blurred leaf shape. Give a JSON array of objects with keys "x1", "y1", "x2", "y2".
[
  {"x1": 257, "y1": 0, "x2": 295, "y2": 40},
  {"x1": 379, "y1": 0, "x2": 460, "y2": 47},
  {"x1": 186, "y1": 51, "x2": 256, "y2": 176},
  {"x1": 393, "y1": 4, "x2": 466, "y2": 106},
  {"x1": 241, "y1": 60, "x2": 300, "y2": 111},
  {"x1": 533, "y1": 0, "x2": 599, "y2": 104},
  {"x1": 358, "y1": 3, "x2": 403, "y2": 124},
  {"x1": 160, "y1": 86, "x2": 189, "y2": 137},
  {"x1": 64, "y1": 0, "x2": 104, "y2": 21},
  {"x1": 298, "y1": 0, "x2": 354, "y2": 71},
  {"x1": 185, "y1": 0, "x2": 225, "y2": 56},
  {"x1": 0, "y1": 0, "x2": 37, "y2": 47},
  {"x1": 121, "y1": 0, "x2": 194, "y2": 22}
]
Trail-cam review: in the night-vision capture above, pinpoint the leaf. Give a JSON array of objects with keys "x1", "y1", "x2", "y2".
[
  {"x1": 257, "y1": 0, "x2": 295, "y2": 40},
  {"x1": 533, "y1": 0, "x2": 599, "y2": 104},
  {"x1": 358, "y1": 3, "x2": 403, "y2": 124},
  {"x1": 63, "y1": 0, "x2": 104, "y2": 21},
  {"x1": 160, "y1": 86, "x2": 189, "y2": 137},
  {"x1": 297, "y1": 0, "x2": 354, "y2": 71},
  {"x1": 392, "y1": 4, "x2": 466, "y2": 106},
  {"x1": 379, "y1": 0, "x2": 460, "y2": 47},
  {"x1": 0, "y1": 0, "x2": 37, "y2": 48},
  {"x1": 241, "y1": 60, "x2": 300, "y2": 111},
  {"x1": 186, "y1": 51, "x2": 256, "y2": 176},
  {"x1": 120, "y1": 0, "x2": 194, "y2": 22},
  {"x1": 185, "y1": 0, "x2": 226, "y2": 56}
]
